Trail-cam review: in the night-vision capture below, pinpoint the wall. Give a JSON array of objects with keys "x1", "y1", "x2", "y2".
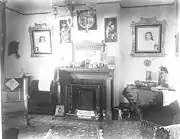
[
  {"x1": 4, "y1": 3, "x2": 177, "y2": 105},
  {"x1": 4, "y1": 3, "x2": 121, "y2": 105},
  {"x1": 119, "y1": 5, "x2": 176, "y2": 102}
]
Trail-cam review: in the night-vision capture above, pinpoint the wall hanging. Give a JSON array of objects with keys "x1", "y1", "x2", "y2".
[
  {"x1": 29, "y1": 23, "x2": 52, "y2": 57},
  {"x1": 60, "y1": 18, "x2": 71, "y2": 43},
  {"x1": 8, "y1": 40, "x2": 20, "y2": 59},
  {"x1": 131, "y1": 17, "x2": 167, "y2": 57},
  {"x1": 77, "y1": 8, "x2": 97, "y2": 32},
  {"x1": 104, "y1": 17, "x2": 117, "y2": 43},
  {"x1": 144, "y1": 59, "x2": 151, "y2": 67}
]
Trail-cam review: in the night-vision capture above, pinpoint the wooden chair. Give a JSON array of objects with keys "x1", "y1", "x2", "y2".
[{"x1": 2, "y1": 76, "x2": 30, "y2": 133}]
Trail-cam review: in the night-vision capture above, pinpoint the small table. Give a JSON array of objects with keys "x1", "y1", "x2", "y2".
[{"x1": 124, "y1": 86, "x2": 163, "y2": 107}]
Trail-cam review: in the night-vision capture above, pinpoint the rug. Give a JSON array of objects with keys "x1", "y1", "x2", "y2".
[{"x1": 18, "y1": 116, "x2": 154, "y2": 139}]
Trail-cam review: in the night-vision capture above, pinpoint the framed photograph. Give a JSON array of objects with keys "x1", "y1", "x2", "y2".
[
  {"x1": 136, "y1": 25, "x2": 161, "y2": 52},
  {"x1": 29, "y1": 23, "x2": 52, "y2": 57},
  {"x1": 145, "y1": 71, "x2": 159, "y2": 83},
  {"x1": 60, "y1": 19, "x2": 71, "y2": 43},
  {"x1": 55, "y1": 105, "x2": 65, "y2": 117},
  {"x1": 105, "y1": 17, "x2": 117, "y2": 43},
  {"x1": 131, "y1": 17, "x2": 167, "y2": 57}
]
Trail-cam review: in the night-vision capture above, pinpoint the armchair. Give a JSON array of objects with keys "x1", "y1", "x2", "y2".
[
  {"x1": 28, "y1": 80, "x2": 57, "y2": 115},
  {"x1": 122, "y1": 86, "x2": 180, "y2": 139}
]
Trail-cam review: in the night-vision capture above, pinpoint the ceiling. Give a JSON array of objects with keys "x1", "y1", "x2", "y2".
[{"x1": 6, "y1": 0, "x2": 175, "y2": 14}]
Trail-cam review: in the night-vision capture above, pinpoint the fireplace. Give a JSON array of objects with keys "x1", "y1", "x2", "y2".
[
  {"x1": 56, "y1": 68, "x2": 114, "y2": 120},
  {"x1": 71, "y1": 84, "x2": 100, "y2": 112}
]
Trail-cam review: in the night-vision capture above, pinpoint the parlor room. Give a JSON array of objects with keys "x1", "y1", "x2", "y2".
[{"x1": 1, "y1": 0, "x2": 180, "y2": 138}]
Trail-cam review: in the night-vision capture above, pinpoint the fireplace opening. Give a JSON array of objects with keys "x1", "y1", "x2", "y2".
[
  {"x1": 77, "y1": 89, "x2": 96, "y2": 110},
  {"x1": 71, "y1": 84, "x2": 100, "y2": 113}
]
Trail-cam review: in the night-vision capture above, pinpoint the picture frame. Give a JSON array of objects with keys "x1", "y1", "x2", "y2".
[
  {"x1": 145, "y1": 71, "x2": 159, "y2": 83},
  {"x1": 29, "y1": 23, "x2": 52, "y2": 57},
  {"x1": 55, "y1": 105, "x2": 65, "y2": 117},
  {"x1": 105, "y1": 17, "x2": 117, "y2": 43},
  {"x1": 131, "y1": 17, "x2": 167, "y2": 57},
  {"x1": 60, "y1": 18, "x2": 71, "y2": 43},
  {"x1": 77, "y1": 9, "x2": 97, "y2": 32}
]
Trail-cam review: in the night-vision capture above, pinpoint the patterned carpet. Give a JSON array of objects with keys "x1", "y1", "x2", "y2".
[
  {"x1": 3, "y1": 114, "x2": 154, "y2": 139},
  {"x1": 16, "y1": 115, "x2": 153, "y2": 139}
]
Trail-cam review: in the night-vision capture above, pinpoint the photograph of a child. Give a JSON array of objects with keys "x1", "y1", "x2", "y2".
[
  {"x1": 136, "y1": 25, "x2": 161, "y2": 52},
  {"x1": 33, "y1": 31, "x2": 52, "y2": 54}
]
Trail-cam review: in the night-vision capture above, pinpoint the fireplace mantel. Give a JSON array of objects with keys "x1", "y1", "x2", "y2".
[
  {"x1": 61, "y1": 68, "x2": 113, "y2": 80},
  {"x1": 58, "y1": 68, "x2": 114, "y2": 120}
]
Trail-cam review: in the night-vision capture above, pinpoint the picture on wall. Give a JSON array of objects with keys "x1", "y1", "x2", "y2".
[
  {"x1": 131, "y1": 17, "x2": 167, "y2": 57},
  {"x1": 33, "y1": 31, "x2": 52, "y2": 54},
  {"x1": 135, "y1": 25, "x2": 162, "y2": 53},
  {"x1": 77, "y1": 9, "x2": 97, "y2": 31},
  {"x1": 29, "y1": 23, "x2": 52, "y2": 57},
  {"x1": 105, "y1": 17, "x2": 117, "y2": 43},
  {"x1": 60, "y1": 19, "x2": 71, "y2": 43}
]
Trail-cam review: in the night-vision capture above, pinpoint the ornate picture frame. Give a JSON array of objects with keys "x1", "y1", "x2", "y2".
[
  {"x1": 29, "y1": 23, "x2": 52, "y2": 57},
  {"x1": 131, "y1": 17, "x2": 167, "y2": 57}
]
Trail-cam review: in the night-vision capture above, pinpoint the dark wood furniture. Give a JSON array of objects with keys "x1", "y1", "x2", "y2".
[
  {"x1": 28, "y1": 80, "x2": 56, "y2": 114},
  {"x1": 122, "y1": 86, "x2": 180, "y2": 138}
]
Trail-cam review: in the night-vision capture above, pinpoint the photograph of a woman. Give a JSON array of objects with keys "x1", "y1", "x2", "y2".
[{"x1": 136, "y1": 26, "x2": 161, "y2": 52}]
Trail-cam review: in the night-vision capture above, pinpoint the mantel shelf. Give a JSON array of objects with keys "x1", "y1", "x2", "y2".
[{"x1": 60, "y1": 68, "x2": 114, "y2": 73}]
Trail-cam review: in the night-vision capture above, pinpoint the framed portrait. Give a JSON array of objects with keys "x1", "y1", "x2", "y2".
[
  {"x1": 55, "y1": 105, "x2": 65, "y2": 117},
  {"x1": 60, "y1": 19, "x2": 71, "y2": 43},
  {"x1": 131, "y1": 17, "x2": 167, "y2": 57},
  {"x1": 145, "y1": 71, "x2": 159, "y2": 83},
  {"x1": 29, "y1": 23, "x2": 52, "y2": 57},
  {"x1": 105, "y1": 17, "x2": 117, "y2": 43},
  {"x1": 77, "y1": 9, "x2": 97, "y2": 31}
]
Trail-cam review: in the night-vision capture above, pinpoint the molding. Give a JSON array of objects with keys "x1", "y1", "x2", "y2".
[
  {"x1": 5, "y1": 1, "x2": 175, "y2": 15},
  {"x1": 5, "y1": 6, "x2": 51, "y2": 15},
  {"x1": 5, "y1": 7, "x2": 24, "y2": 15},
  {"x1": 53, "y1": 1, "x2": 120, "y2": 7},
  {"x1": 5, "y1": 1, "x2": 121, "y2": 16},
  {"x1": 120, "y1": 2, "x2": 175, "y2": 8},
  {"x1": 22, "y1": 12, "x2": 51, "y2": 15}
]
